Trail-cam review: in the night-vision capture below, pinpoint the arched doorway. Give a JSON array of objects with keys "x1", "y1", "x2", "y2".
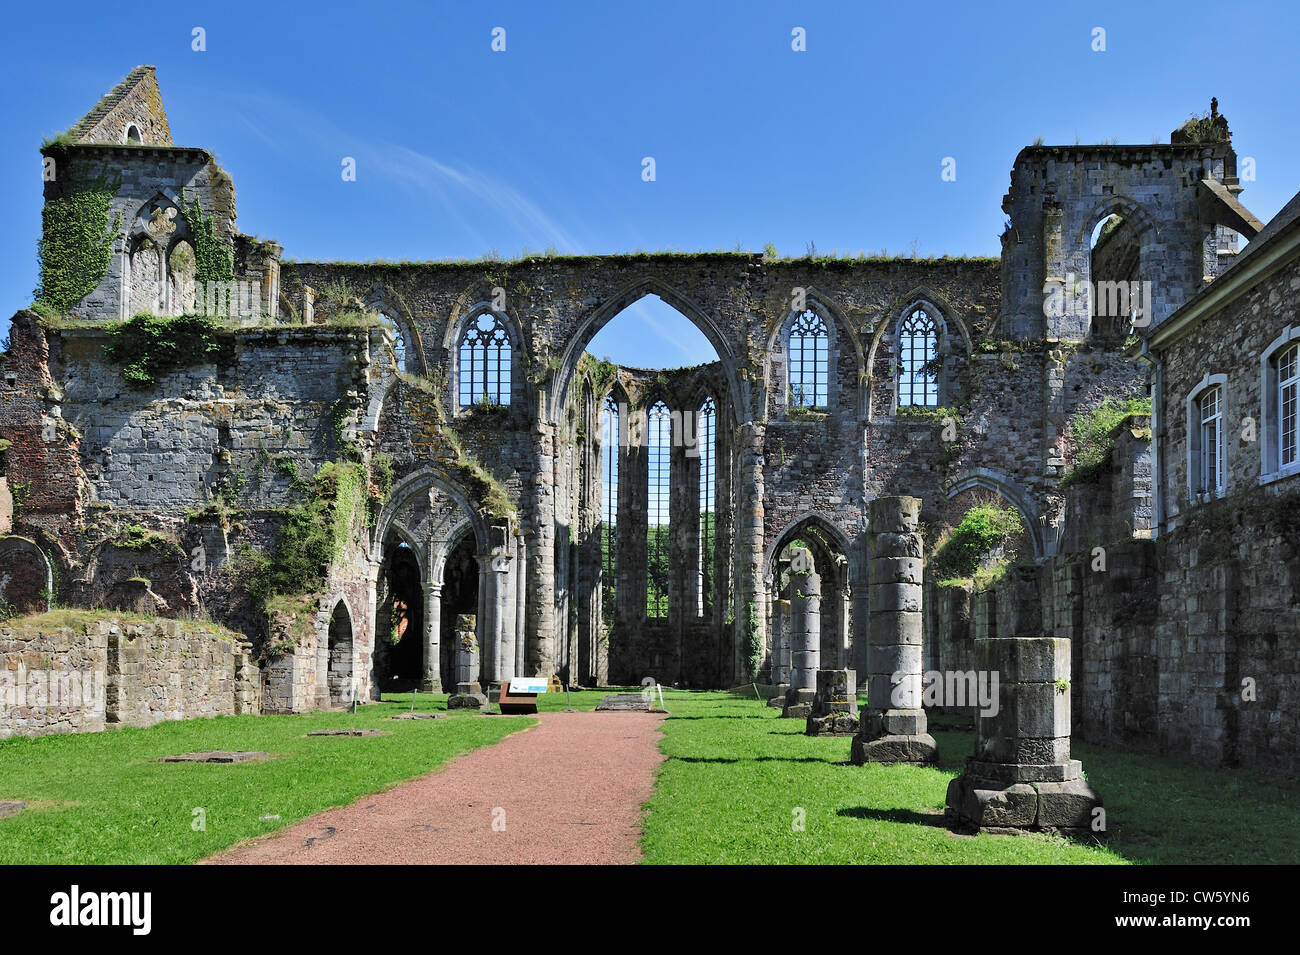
[
  {"x1": 374, "y1": 540, "x2": 424, "y2": 692},
  {"x1": 767, "y1": 519, "x2": 853, "y2": 672},
  {"x1": 440, "y1": 532, "x2": 480, "y2": 686},
  {"x1": 327, "y1": 599, "x2": 354, "y2": 706}
]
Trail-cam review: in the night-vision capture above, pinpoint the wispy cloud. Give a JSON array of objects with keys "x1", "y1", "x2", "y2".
[{"x1": 223, "y1": 90, "x2": 587, "y2": 256}]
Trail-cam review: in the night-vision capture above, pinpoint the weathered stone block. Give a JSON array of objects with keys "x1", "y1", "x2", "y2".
[
  {"x1": 850, "y1": 733, "x2": 937, "y2": 764},
  {"x1": 1036, "y1": 778, "x2": 1103, "y2": 828},
  {"x1": 869, "y1": 496, "x2": 920, "y2": 534},
  {"x1": 805, "y1": 712, "x2": 859, "y2": 736},
  {"x1": 868, "y1": 583, "x2": 922, "y2": 613},
  {"x1": 868, "y1": 612, "x2": 923, "y2": 646},
  {"x1": 862, "y1": 708, "x2": 928, "y2": 737}
]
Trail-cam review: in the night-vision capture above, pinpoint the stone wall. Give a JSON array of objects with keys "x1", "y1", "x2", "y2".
[
  {"x1": 999, "y1": 141, "x2": 1240, "y2": 339},
  {"x1": 1155, "y1": 240, "x2": 1300, "y2": 526},
  {"x1": 0, "y1": 615, "x2": 256, "y2": 738},
  {"x1": 1040, "y1": 429, "x2": 1299, "y2": 773},
  {"x1": 0, "y1": 622, "x2": 106, "y2": 737},
  {"x1": 106, "y1": 618, "x2": 258, "y2": 727}
]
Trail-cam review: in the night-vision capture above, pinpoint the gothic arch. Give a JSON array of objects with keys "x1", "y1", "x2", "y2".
[
  {"x1": 371, "y1": 467, "x2": 491, "y2": 563},
  {"x1": 765, "y1": 288, "x2": 865, "y2": 418},
  {"x1": 867, "y1": 287, "x2": 973, "y2": 378},
  {"x1": 763, "y1": 510, "x2": 857, "y2": 577},
  {"x1": 379, "y1": 521, "x2": 428, "y2": 583},
  {"x1": 945, "y1": 468, "x2": 1050, "y2": 560},
  {"x1": 1075, "y1": 194, "x2": 1160, "y2": 248},
  {"x1": 363, "y1": 287, "x2": 428, "y2": 375},
  {"x1": 443, "y1": 301, "x2": 524, "y2": 410},
  {"x1": 431, "y1": 518, "x2": 478, "y2": 586},
  {"x1": 551, "y1": 276, "x2": 747, "y2": 426}
]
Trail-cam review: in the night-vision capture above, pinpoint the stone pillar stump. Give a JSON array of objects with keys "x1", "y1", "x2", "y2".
[
  {"x1": 851, "y1": 496, "x2": 937, "y2": 764},
  {"x1": 806, "y1": 668, "x2": 859, "y2": 736},
  {"x1": 782, "y1": 566, "x2": 820, "y2": 718},
  {"x1": 446, "y1": 614, "x2": 488, "y2": 710},
  {"x1": 944, "y1": 567, "x2": 1102, "y2": 835}
]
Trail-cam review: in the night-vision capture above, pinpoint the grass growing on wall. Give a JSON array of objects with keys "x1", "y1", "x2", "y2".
[
  {"x1": 35, "y1": 173, "x2": 123, "y2": 313},
  {"x1": 1060, "y1": 395, "x2": 1151, "y2": 488},
  {"x1": 239, "y1": 460, "x2": 368, "y2": 610},
  {"x1": 930, "y1": 503, "x2": 1024, "y2": 582},
  {"x1": 0, "y1": 702, "x2": 531, "y2": 865}
]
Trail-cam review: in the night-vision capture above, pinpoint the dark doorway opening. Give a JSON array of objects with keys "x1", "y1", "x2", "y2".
[
  {"x1": 375, "y1": 542, "x2": 424, "y2": 692},
  {"x1": 440, "y1": 533, "x2": 480, "y2": 685}
]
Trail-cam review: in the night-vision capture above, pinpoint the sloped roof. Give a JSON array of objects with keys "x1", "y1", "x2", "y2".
[
  {"x1": 1221, "y1": 188, "x2": 1300, "y2": 277},
  {"x1": 67, "y1": 66, "x2": 168, "y2": 143}
]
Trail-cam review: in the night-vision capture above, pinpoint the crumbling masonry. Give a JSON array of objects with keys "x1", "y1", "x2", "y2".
[{"x1": 2, "y1": 70, "x2": 1297, "y2": 788}]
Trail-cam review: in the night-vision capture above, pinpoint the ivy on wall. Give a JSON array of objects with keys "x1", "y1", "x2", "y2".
[
  {"x1": 178, "y1": 189, "x2": 233, "y2": 284},
  {"x1": 35, "y1": 173, "x2": 123, "y2": 313},
  {"x1": 103, "y1": 313, "x2": 224, "y2": 387}
]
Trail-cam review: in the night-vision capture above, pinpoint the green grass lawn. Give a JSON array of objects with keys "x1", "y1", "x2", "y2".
[
  {"x1": 640, "y1": 691, "x2": 1300, "y2": 865},
  {"x1": 0, "y1": 695, "x2": 532, "y2": 865},
  {"x1": 6, "y1": 685, "x2": 1294, "y2": 866}
]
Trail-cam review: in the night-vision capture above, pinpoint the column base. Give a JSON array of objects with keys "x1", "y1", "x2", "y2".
[
  {"x1": 806, "y1": 712, "x2": 859, "y2": 736},
  {"x1": 781, "y1": 686, "x2": 816, "y2": 719},
  {"x1": 447, "y1": 681, "x2": 488, "y2": 711},
  {"x1": 945, "y1": 769, "x2": 1102, "y2": 834},
  {"x1": 850, "y1": 733, "x2": 938, "y2": 764},
  {"x1": 419, "y1": 679, "x2": 443, "y2": 693},
  {"x1": 851, "y1": 707, "x2": 937, "y2": 764}
]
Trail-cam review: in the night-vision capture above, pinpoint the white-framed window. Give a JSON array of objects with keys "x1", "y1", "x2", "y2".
[
  {"x1": 1198, "y1": 386, "x2": 1224, "y2": 497},
  {"x1": 1259, "y1": 326, "x2": 1300, "y2": 484},
  {"x1": 1278, "y1": 342, "x2": 1299, "y2": 470},
  {"x1": 1186, "y1": 373, "x2": 1229, "y2": 502}
]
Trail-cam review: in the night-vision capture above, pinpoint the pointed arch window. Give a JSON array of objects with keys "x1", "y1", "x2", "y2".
[
  {"x1": 458, "y1": 312, "x2": 512, "y2": 407},
  {"x1": 647, "y1": 401, "x2": 671, "y2": 619},
  {"x1": 380, "y1": 313, "x2": 407, "y2": 373},
  {"x1": 898, "y1": 307, "x2": 939, "y2": 407},
  {"x1": 788, "y1": 309, "x2": 829, "y2": 409},
  {"x1": 697, "y1": 396, "x2": 717, "y2": 617},
  {"x1": 601, "y1": 395, "x2": 620, "y2": 628}
]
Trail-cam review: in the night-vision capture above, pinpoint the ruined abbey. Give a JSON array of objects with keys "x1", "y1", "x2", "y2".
[{"x1": 2, "y1": 67, "x2": 1297, "y2": 779}]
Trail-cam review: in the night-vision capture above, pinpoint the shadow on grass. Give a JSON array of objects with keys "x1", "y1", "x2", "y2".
[
  {"x1": 837, "y1": 806, "x2": 948, "y2": 828},
  {"x1": 668, "y1": 755, "x2": 835, "y2": 765}
]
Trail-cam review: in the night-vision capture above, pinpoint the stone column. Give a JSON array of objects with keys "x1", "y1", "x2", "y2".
[
  {"x1": 528, "y1": 419, "x2": 557, "y2": 676},
  {"x1": 782, "y1": 566, "x2": 820, "y2": 717},
  {"x1": 420, "y1": 583, "x2": 442, "y2": 692},
  {"x1": 733, "y1": 422, "x2": 766, "y2": 683},
  {"x1": 806, "y1": 668, "x2": 859, "y2": 736},
  {"x1": 852, "y1": 496, "x2": 937, "y2": 764},
  {"x1": 771, "y1": 598, "x2": 791, "y2": 689},
  {"x1": 945, "y1": 566, "x2": 1102, "y2": 834},
  {"x1": 494, "y1": 551, "x2": 515, "y2": 685},
  {"x1": 447, "y1": 614, "x2": 487, "y2": 710},
  {"x1": 515, "y1": 534, "x2": 528, "y2": 677}
]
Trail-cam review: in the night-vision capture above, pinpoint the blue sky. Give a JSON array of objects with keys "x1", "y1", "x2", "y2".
[{"x1": 2, "y1": 0, "x2": 1297, "y2": 366}]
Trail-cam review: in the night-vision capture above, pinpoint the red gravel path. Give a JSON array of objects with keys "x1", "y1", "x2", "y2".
[{"x1": 204, "y1": 711, "x2": 667, "y2": 865}]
